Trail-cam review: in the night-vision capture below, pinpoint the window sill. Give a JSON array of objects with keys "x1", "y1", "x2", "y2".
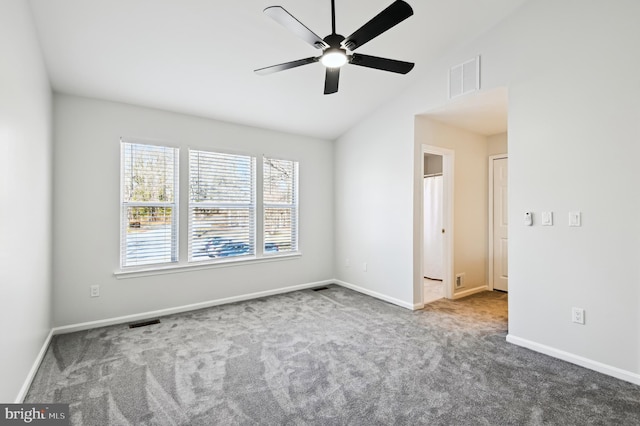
[{"x1": 114, "y1": 252, "x2": 302, "y2": 280}]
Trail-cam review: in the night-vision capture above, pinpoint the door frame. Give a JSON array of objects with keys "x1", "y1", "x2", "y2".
[
  {"x1": 488, "y1": 154, "x2": 508, "y2": 291},
  {"x1": 421, "y1": 145, "x2": 454, "y2": 300}
]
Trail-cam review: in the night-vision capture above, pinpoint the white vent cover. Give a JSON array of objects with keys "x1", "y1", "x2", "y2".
[{"x1": 449, "y1": 56, "x2": 480, "y2": 99}]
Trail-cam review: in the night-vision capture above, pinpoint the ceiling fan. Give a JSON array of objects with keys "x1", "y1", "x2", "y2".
[{"x1": 255, "y1": 0, "x2": 415, "y2": 95}]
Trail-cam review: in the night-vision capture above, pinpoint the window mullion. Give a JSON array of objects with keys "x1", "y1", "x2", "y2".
[{"x1": 255, "y1": 157, "x2": 264, "y2": 258}]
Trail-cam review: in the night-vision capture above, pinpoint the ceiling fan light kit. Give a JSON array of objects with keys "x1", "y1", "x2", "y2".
[
  {"x1": 255, "y1": 0, "x2": 415, "y2": 94},
  {"x1": 321, "y1": 48, "x2": 348, "y2": 68}
]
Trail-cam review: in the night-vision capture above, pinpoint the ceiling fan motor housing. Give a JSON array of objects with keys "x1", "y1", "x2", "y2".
[{"x1": 324, "y1": 33, "x2": 345, "y2": 48}]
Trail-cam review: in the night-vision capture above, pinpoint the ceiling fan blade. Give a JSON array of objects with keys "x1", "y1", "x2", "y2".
[
  {"x1": 324, "y1": 68, "x2": 340, "y2": 94},
  {"x1": 350, "y1": 53, "x2": 414, "y2": 74},
  {"x1": 255, "y1": 57, "x2": 318, "y2": 75},
  {"x1": 264, "y1": 6, "x2": 329, "y2": 49},
  {"x1": 342, "y1": 0, "x2": 413, "y2": 51}
]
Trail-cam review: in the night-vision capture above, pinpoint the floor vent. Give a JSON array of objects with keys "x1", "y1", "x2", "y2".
[
  {"x1": 312, "y1": 287, "x2": 330, "y2": 291},
  {"x1": 128, "y1": 319, "x2": 160, "y2": 329}
]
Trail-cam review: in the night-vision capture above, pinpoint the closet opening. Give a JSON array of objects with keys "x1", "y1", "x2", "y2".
[
  {"x1": 423, "y1": 154, "x2": 444, "y2": 303},
  {"x1": 421, "y1": 146, "x2": 454, "y2": 304}
]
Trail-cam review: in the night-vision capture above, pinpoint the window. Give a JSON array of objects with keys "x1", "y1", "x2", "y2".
[
  {"x1": 118, "y1": 144, "x2": 299, "y2": 275},
  {"x1": 263, "y1": 157, "x2": 298, "y2": 254},
  {"x1": 189, "y1": 150, "x2": 256, "y2": 261},
  {"x1": 120, "y1": 141, "x2": 179, "y2": 268}
]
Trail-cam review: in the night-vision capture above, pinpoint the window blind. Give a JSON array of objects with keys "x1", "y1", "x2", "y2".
[
  {"x1": 189, "y1": 150, "x2": 256, "y2": 261},
  {"x1": 263, "y1": 157, "x2": 298, "y2": 253},
  {"x1": 121, "y1": 142, "x2": 179, "y2": 267}
]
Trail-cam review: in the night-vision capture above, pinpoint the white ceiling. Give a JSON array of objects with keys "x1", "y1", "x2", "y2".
[
  {"x1": 423, "y1": 87, "x2": 508, "y2": 136},
  {"x1": 28, "y1": 0, "x2": 526, "y2": 140}
]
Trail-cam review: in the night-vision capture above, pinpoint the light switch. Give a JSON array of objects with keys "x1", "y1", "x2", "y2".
[
  {"x1": 541, "y1": 211, "x2": 553, "y2": 226},
  {"x1": 569, "y1": 211, "x2": 581, "y2": 227}
]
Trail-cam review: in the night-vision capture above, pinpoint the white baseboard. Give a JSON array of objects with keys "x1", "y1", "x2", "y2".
[
  {"x1": 15, "y1": 329, "x2": 53, "y2": 403},
  {"x1": 53, "y1": 280, "x2": 334, "y2": 335},
  {"x1": 54, "y1": 279, "x2": 418, "y2": 338},
  {"x1": 506, "y1": 334, "x2": 640, "y2": 386},
  {"x1": 20, "y1": 280, "x2": 333, "y2": 401},
  {"x1": 19, "y1": 282, "x2": 640, "y2": 403},
  {"x1": 333, "y1": 280, "x2": 417, "y2": 310},
  {"x1": 453, "y1": 285, "x2": 488, "y2": 299}
]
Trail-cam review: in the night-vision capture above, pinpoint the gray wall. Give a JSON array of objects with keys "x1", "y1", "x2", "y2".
[
  {"x1": 0, "y1": 0, "x2": 53, "y2": 402},
  {"x1": 52, "y1": 94, "x2": 334, "y2": 326},
  {"x1": 335, "y1": 0, "x2": 640, "y2": 380}
]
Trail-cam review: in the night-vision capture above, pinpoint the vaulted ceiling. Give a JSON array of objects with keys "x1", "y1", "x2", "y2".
[{"x1": 28, "y1": 0, "x2": 526, "y2": 140}]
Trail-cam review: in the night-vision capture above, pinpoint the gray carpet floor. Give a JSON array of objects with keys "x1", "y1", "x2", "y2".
[{"x1": 26, "y1": 285, "x2": 640, "y2": 425}]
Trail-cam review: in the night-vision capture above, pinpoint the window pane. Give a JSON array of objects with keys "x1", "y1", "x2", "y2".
[
  {"x1": 123, "y1": 206, "x2": 176, "y2": 266},
  {"x1": 190, "y1": 150, "x2": 254, "y2": 203},
  {"x1": 190, "y1": 207, "x2": 254, "y2": 260},
  {"x1": 189, "y1": 150, "x2": 256, "y2": 262},
  {"x1": 121, "y1": 141, "x2": 178, "y2": 268},
  {"x1": 123, "y1": 143, "x2": 176, "y2": 202},
  {"x1": 264, "y1": 207, "x2": 295, "y2": 253},
  {"x1": 264, "y1": 158, "x2": 295, "y2": 204},
  {"x1": 263, "y1": 157, "x2": 298, "y2": 254}
]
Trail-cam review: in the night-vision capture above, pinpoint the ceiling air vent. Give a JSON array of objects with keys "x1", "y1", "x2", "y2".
[{"x1": 449, "y1": 56, "x2": 480, "y2": 99}]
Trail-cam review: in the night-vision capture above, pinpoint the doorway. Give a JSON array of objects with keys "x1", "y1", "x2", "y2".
[
  {"x1": 423, "y1": 154, "x2": 444, "y2": 302},
  {"x1": 421, "y1": 146, "x2": 454, "y2": 304},
  {"x1": 416, "y1": 87, "x2": 508, "y2": 308}
]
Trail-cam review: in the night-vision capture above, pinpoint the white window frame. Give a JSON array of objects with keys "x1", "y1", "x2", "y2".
[
  {"x1": 115, "y1": 146, "x2": 302, "y2": 279},
  {"x1": 188, "y1": 149, "x2": 257, "y2": 263},
  {"x1": 263, "y1": 156, "x2": 299, "y2": 255},
  {"x1": 119, "y1": 139, "x2": 179, "y2": 269}
]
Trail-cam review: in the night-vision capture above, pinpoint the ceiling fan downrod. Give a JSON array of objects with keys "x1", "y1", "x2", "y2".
[{"x1": 331, "y1": 0, "x2": 337, "y2": 35}]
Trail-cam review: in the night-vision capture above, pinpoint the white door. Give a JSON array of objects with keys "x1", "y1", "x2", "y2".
[{"x1": 493, "y1": 158, "x2": 508, "y2": 291}]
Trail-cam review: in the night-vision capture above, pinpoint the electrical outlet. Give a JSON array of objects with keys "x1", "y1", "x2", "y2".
[
  {"x1": 345, "y1": 258, "x2": 350, "y2": 268},
  {"x1": 572, "y1": 307, "x2": 585, "y2": 325},
  {"x1": 363, "y1": 262, "x2": 367, "y2": 272},
  {"x1": 90, "y1": 285, "x2": 100, "y2": 298},
  {"x1": 455, "y1": 273, "x2": 465, "y2": 289}
]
